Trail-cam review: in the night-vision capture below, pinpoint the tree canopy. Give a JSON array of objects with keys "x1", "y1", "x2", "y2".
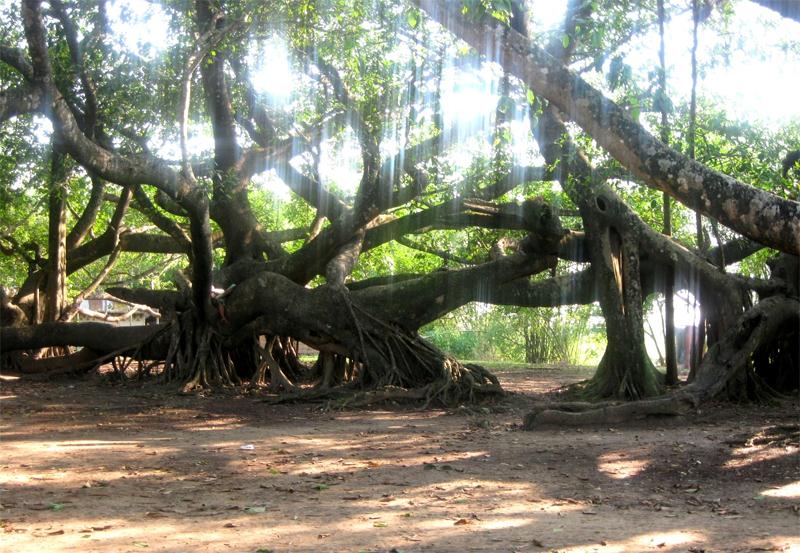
[{"x1": 1, "y1": 0, "x2": 798, "y2": 420}]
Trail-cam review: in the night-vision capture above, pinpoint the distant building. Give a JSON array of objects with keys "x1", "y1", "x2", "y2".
[{"x1": 77, "y1": 297, "x2": 154, "y2": 327}]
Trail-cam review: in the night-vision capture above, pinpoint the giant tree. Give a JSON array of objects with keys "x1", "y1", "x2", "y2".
[{"x1": 1, "y1": 0, "x2": 797, "y2": 416}]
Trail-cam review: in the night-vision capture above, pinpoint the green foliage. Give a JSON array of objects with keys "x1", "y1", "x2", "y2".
[
  {"x1": 1, "y1": 0, "x2": 797, "y2": 372},
  {"x1": 423, "y1": 302, "x2": 605, "y2": 365}
]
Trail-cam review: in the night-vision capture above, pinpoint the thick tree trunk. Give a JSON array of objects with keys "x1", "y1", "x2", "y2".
[
  {"x1": 579, "y1": 185, "x2": 663, "y2": 400},
  {"x1": 524, "y1": 295, "x2": 799, "y2": 428}
]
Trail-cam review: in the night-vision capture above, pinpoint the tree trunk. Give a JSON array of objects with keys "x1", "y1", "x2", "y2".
[
  {"x1": 579, "y1": 186, "x2": 663, "y2": 400},
  {"x1": 45, "y1": 149, "x2": 68, "y2": 323},
  {"x1": 657, "y1": 0, "x2": 678, "y2": 386},
  {"x1": 524, "y1": 295, "x2": 799, "y2": 428}
]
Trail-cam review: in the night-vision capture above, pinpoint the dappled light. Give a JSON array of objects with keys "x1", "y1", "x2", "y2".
[
  {"x1": 2, "y1": 373, "x2": 799, "y2": 552},
  {"x1": 724, "y1": 444, "x2": 798, "y2": 470},
  {"x1": 559, "y1": 529, "x2": 706, "y2": 553},
  {"x1": 723, "y1": 426, "x2": 800, "y2": 470},
  {"x1": 760, "y1": 481, "x2": 800, "y2": 499},
  {"x1": 1, "y1": 0, "x2": 799, "y2": 550},
  {"x1": 596, "y1": 449, "x2": 652, "y2": 480}
]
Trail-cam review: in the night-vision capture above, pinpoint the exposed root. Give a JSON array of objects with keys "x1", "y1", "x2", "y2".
[
  {"x1": 16, "y1": 348, "x2": 102, "y2": 376},
  {"x1": 126, "y1": 292, "x2": 503, "y2": 404},
  {"x1": 524, "y1": 296, "x2": 799, "y2": 429},
  {"x1": 263, "y1": 376, "x2": 504, "y2": 409},
  {"x1": 347, "y1": 302, "x2": 503, "y2": 405},
  {"x1": 314, "y1": 352, "x2": 356, "y2": 390},
  {"x1": 157, "y1": 312, "x2": 240, "y2": 392},
  {"x1": 252, "y1": 336, "x2": 298, "y2": 392},
  {"x1": 523, "y1": 395, "x2": 692, "y2": 429},
  {"x1": 580, "y1": 349, "x2": 664, "y2": 400}
]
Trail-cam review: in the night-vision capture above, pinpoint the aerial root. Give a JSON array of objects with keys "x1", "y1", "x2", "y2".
[
  {"x1": 251, "y1": 335, "x2": 299, "y2": 392},
  {"x1": 152, "y1": 312, "x2": 240, "y2": 392}
]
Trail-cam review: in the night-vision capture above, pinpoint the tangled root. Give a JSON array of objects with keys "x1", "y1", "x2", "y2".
[{"x1": 160, "y1": 312, "x2": 240, "y2": 392}]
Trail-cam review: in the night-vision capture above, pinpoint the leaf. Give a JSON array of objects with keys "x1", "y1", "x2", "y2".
[
  {"x1": 314, "y1": 483, "x2": 329, "y2": 491},
  {"x1": 255, "y1": 549, "x2": 274, "y2": 553},
  {"x1": 454, "y1": 518, "x2": 471, "y2": 525},
  {"x1": 562, "y1": 35, "x2": 570, "y2": 49},
  {"x1": 406, "y1": 10, "x2": 419, "y2": 28},
  {"x1": 132, "y1": 542, "x2": 149, "y2": 548},
  {"x1": 373, "y1": 521, "x2": 388, "y2": 527},
  {"x1": 244, "y1": 505, "x2": 268, "y2": 513},
  {"x1": 49, "y1": 503, "x2": 66, "y2": 511}
]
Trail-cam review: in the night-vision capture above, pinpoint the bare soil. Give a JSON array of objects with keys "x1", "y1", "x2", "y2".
[{"x1": 1, "y1": 366, "x2": 798, "y2": 553}]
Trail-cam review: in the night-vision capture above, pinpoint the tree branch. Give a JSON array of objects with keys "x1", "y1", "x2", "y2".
[{"x1": 416, "y1": 1, "x2": 800, "y2": 255}]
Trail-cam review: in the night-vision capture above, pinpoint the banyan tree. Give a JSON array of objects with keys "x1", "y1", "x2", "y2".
[{"x1": 1, "y1": 0, "x2": 797, "y2": 422}]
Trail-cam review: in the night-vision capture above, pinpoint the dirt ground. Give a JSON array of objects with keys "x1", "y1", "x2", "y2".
[{"x1": 1, "y1": 366, "x2": 798, "y2": 553}]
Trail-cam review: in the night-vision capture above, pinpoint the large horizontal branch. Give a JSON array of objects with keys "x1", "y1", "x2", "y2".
[
  {"x1": 417, "y1": 1, "x2": 800, "y2": 255},
  {"x1": 67, "y1": 231, "x2": 190, "y2": 275},
  {"x1": 485, "y1": 269, "x2": 597, "y2": 308},
  {"x1": 353, "y1": 252, "x2": 558, "y2": 330},
  {"x1": 105, "y1": 287, "x2": 190, "y2": 314},
  {"x1": 396, "y1": 236, "x2": 474, "y2": 265},
  {"x1": 1, "y1": 321, "x2": 162, "y2": 353}
]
